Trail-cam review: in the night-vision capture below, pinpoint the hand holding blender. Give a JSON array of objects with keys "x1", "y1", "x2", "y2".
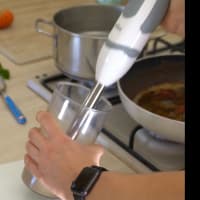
[{"x1": 68, "y1": 0, "x2": 170, "y2": 139}]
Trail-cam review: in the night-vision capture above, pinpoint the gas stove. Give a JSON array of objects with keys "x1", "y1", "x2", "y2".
[{"x1": 27, "y1": 31, "x2": 185, "y2": 172}]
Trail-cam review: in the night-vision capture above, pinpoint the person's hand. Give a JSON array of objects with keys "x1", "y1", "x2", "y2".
[
  {"x1": 24, "y1": 111, "x2": 104, "y2": 200},
  {"x1": 161, "y1": 0, "x2": 185, "y2": 37}
]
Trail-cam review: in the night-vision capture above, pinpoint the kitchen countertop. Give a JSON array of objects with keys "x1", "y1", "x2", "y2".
[
  {"x1": 0, "y1": 160, "x2": 55, "y2": 200},
  {"x1": 0, "y1": 54, "x2": 57, "y2": 164},
  {"x1": 0, "y1": 0, "x2": 95, "y2": 64}
]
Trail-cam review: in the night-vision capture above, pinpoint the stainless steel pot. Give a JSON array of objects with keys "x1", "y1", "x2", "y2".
[
  {"x1": 118, "y1": 54, "x2": 185, "y2": 143},
  {"x1": 35, "y1": 4, "x2": 122, "y2": 80}
]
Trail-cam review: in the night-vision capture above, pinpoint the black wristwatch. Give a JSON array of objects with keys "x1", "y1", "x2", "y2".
[{"x1": 71, "y1": 166, "x2": 107, "y2": 200}]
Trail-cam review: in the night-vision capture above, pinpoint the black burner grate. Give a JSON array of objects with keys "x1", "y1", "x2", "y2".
[{"x1": 140, "y1": 37, "x2": 185, "y2": 57}]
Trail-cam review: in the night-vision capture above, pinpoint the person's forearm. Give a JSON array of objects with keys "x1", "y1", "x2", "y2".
[{"x1": 87, "y1": 171, "x2": 184, "y2": 200}]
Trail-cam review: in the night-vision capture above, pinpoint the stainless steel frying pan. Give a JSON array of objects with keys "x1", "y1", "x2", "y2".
[{"x1": 117, "y1": 54, "x2": 185, "y2": 143}]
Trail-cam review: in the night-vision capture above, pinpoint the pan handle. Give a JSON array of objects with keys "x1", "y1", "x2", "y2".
[{"x1": 35, "y1": 18, "x2": 55, "y2": 38}]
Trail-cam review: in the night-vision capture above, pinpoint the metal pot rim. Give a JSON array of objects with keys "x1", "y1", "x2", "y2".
[{"x1": 52, "y1": 4, "x2": 123, "y2": 39}]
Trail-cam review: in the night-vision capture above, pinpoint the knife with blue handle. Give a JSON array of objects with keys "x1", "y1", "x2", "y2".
[{"x1": 4, "y1": 95, "x2": 27, "y2": 124}]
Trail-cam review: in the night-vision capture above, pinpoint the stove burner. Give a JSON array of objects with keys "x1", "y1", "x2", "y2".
[
  {"x1": 129, "y1": 126, "x2": 183, "y2": 148},
  {"x1": 128, "y1": 127, "x2": 185, "y2": 171}
]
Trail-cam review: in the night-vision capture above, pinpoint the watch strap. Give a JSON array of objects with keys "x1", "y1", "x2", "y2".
[
  {"x1": 73, "y1": 194, "x2": 85, "y2": 200},
  {"x1": 72, "y1": 166, "x2": 107, "y2": 200}
]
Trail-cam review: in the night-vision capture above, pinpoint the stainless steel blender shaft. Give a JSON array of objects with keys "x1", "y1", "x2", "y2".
[{"x1": 67, "y1": 82, "x2": 104, "y2": 140}]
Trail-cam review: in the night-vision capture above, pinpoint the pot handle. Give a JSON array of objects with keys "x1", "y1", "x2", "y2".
[{"x1": 35, "y1": 18, "x2": 55, "y2": 38}]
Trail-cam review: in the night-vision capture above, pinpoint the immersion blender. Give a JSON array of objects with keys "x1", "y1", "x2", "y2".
[{"x1": 68, "y1": 0, "x2": 170, "y2": 139}]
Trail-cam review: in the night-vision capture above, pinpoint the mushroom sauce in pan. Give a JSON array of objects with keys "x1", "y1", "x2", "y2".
[{"x1": 134, "y1": 82, "x2": 185, "y2": 122}]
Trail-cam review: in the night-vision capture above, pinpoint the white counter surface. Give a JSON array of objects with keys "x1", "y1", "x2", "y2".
[
  {"x1": 0, "y1": 149, "x2": 136, "y2": 200},
  {"x1": 0, "y1": 160, "x2": 52, "y2": 200}
]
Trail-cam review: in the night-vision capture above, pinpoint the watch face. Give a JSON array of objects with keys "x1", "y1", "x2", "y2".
[{"x1": 71, "y1": 167, "x2": 101, "y2": 196}]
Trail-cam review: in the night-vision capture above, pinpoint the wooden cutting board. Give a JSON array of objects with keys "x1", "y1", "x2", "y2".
[{"x1": 0, "y1": 0, "x2": 95, "y2": 65}]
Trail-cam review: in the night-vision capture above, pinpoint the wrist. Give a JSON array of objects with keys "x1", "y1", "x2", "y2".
[{"x1": 59, "y1": 169, "x2": 81, "y2": 200}]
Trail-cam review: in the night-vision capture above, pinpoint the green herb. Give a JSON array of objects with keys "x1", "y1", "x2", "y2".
[{"x1": 0, "y1": 62, "x2": 10, "y2": 79}]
